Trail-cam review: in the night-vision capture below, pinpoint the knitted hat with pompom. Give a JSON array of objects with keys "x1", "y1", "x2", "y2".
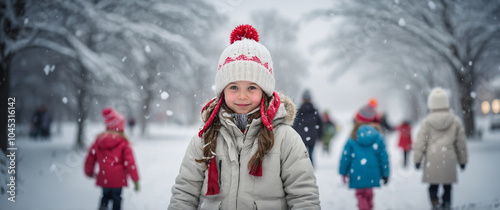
[
  {"x1": 215, "y1": 24, "x2": 275, "y2": 97},
  {"x1": 102, "y1": 107, "x2": 125, "y2": 132},
  {"x1": 355, "y1": 102, "x2": 377, "y2": 123}
]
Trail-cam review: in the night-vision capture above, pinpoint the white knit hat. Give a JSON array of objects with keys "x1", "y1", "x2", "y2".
[
  {"x1": 215, "y1": 24, "x2": 275, "y2": 97},
  {"x1": 427, "y1": 87, "x2": 449, "y2": 110}
]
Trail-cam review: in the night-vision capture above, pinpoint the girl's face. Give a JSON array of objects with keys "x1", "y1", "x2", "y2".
[{"x1": 223, "y1": 81, "x2": 263, "y2": 114}]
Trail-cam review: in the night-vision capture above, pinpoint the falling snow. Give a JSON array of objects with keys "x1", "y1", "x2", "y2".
[
  {"x1": 161, "y1": 91, "x2": 170, "y2": 100},
  {"x1": 398, "y1": 18, "x2": 406, "y2": 26},
  {"x1": 428, "y1": 1, "x2": 436, "y2": 9},
  {"x1": 43, "y1": 64, "x2": 55, "y2": 75},
  {"x1": 360, "y1": 158, "x2": 367, "y2": 165}
]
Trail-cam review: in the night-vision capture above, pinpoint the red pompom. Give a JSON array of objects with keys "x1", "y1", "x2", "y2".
[{"x1": 230, "y1": 24, "x2": 259, "y2": 44}]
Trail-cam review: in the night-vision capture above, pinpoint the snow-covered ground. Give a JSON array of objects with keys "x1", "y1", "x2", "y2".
[{"x1": 1, "y1": 113, "x2": 500, "y2": 210}]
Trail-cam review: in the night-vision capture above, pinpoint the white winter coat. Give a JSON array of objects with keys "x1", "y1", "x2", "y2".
[
  {"x1": 413, "y1": 110, "x2": 468, "y2": 184},
  {"x1": 169, "y1": 94, "x2": 320, "y2": 210}
]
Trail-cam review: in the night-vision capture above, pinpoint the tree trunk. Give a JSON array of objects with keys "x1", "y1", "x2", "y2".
[
  {"x1": 75, "y1": 65, "x2": 89, "y2": 149},
  {"x1": 0, "y1": 55, "x2": 10, "y2": 153},
  {"x1": 141, "y1": 89, "x2": 153, "y2": 136},
  {"x1": 75, "y1": 86, "x2": 87, "y2": 149},
  {"x1": 458, "y1": 79, "x2": 475, "y2": 138}
]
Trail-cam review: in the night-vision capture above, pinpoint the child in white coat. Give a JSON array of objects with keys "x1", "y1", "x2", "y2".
[{"x1": 413, "y1": 87, "x2": 468, "y2": 210}]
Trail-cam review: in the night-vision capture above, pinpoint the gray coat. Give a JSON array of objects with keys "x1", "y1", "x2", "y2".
[
  {"x1": 169, "y1": 93, "x2": 320, "y2": 210},
  {"x1": 413, "y1": 110, "x2": 468, "y2": 184}
]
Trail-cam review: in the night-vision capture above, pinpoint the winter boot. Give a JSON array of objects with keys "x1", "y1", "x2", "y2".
[
  {"x1": 441, "y1": 202, "x2": 451, "y2": 210},
  {"x1": 431, "y1": 199, "x2": 441, "y2": 210}
]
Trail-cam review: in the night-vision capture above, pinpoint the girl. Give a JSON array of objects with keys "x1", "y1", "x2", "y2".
[
  {"x1": 339, "y1": 103, "x2": 390, "y2": 210},
  {"x1": 168, "y1": 24, "x2": 320, "y2": 210},
  {"x1": 395, "y1": 120, "x2": 412, "y2": 167},
  {"x1": 84, "y1": 107, "x2": 140, "y2": 210},
  {"x1": 413, "y1": 87, "x2": 468, "y2": 210}
]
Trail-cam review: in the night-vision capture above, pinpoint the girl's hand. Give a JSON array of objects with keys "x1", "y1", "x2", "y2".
[{"x1": 342, "y1": 175, "x2": 348, "y2": 184}]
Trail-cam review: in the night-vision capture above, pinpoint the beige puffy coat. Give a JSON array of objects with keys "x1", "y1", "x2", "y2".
[
  {"x1": 413, "y1": 110, "x2": 468, "y2": 184},
  {"x1": 169, "y1": 94, "x2": 320, "y2": 210}
]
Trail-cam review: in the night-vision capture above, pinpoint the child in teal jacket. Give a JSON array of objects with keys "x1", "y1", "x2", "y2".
[{"x1": 339, "y1": 103, "x2": 390, "y2": 210}]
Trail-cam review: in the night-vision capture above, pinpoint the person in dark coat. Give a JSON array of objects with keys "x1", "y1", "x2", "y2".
[
  {"x1": 30, "y1": 106, "x2": 52, "y2": 140},
  {"x1": 293, "y1": 89, "x2": 323, "y2": 167}
]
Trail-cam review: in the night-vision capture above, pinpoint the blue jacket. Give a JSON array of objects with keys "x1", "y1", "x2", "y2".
[{"x1": 339, "y1": 125, "x2": 390, "y2": 189}]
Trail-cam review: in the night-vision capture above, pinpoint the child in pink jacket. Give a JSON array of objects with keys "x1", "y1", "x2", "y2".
[{"x1": 85, "y1": 107, "x2": 140, "y2": 210}]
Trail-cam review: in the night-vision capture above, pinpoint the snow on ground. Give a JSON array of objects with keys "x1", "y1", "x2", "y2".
[{"x1": 1, "y1": 113, "x2": 500, "y2": 210}]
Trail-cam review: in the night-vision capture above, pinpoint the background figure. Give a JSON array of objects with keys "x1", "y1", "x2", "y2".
[
  {"x1": 84, "y1": 107, "x2": 140, "y2": 210},
  {"x1": 378, "y1": 112, "x2": 392, "y2": 135},
  {"x1": 128, "y1": 116, "x2": 136, "y2": 135},
  {"x1": 321, "y1": 111, "x2": 337, "y2": 155},
  {"x1": 293, "y1": 89, "x2": 323, "y2": 167},
  {"x1": 413, "y1": 87, "x2": 468, "y2": 210},
  {"x1": 339, "y1": 102, "x2": 390, "y2": 210},
  {"x1": 395, "y1": 120, "x2": 412, "y2": 167},
  {"x1": 30, "y1": 106, "x2": 52, "y2": 140}
]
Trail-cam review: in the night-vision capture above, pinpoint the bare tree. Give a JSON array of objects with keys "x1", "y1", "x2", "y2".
[
  {"x1": 310, "y1": 0, "x2": 500, "y2": 136},
  {"x1": 0, "y1": 0, "x2": 26, "y2": 153},
  {"x1": 4, "y1": 0, "x2": 226, "y2": 148}
]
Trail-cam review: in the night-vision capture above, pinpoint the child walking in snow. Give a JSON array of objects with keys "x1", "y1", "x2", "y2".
[
  {"x1": 321, "y1": 111, "x2": 337, "y2": 155},
  {"x1": 413, "y1": 87, "x2": 468, "y2": 210},
  {"x1": 339, "y1": 103, "x2": 390, "y2": 210},
  {"x1": 395, "y1": 120, "x2": 412, "y2": 167},
  {"x1": 84, "y1": 107, "x2": 140, "y2": 210},
  {"x1": 168, "y1": 24, "x2": 320, "y2": 209}
]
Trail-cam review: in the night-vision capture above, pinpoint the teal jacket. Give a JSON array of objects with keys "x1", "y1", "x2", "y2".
[{"x1": 339, "y1": 125, "x2": 390, "y2": 189}]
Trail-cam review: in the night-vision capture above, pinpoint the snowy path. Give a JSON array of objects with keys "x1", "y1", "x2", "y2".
[{"x1": 1, "y1": 122, "x2": 499, "y2": 210}]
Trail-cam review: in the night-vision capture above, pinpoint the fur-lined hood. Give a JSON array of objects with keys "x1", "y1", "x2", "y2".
[{"x1": 200, "y1": 92, "x2": 296, "y2": 126}]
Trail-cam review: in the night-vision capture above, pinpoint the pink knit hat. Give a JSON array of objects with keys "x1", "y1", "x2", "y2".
[{"x1": 102, "y1": 107, "x2": 125, "y2": 132}]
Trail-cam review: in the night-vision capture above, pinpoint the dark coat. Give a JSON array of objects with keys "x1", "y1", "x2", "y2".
[{"x1": 293, "y1": 102, "x2": 323, "y2": 147}]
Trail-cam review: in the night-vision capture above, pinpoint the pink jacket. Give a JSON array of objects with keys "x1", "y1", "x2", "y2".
[
  {"x1": 84, "y1": 132, "x2": 139, "y2": 188},
  {"x1": 397, "y1": 123, "x2": 412, "y2": 151}
]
